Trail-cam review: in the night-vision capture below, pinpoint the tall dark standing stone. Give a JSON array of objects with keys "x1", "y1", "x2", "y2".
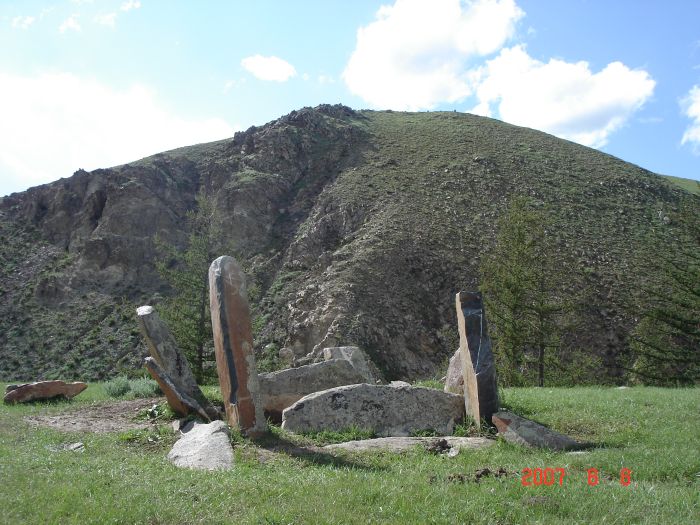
[
  {"x1": 455, "y1": 291, "x2": 499, "y2": 428},
  {"x1": 209, "y1": 256, "x2": 267, "y2": 436}
]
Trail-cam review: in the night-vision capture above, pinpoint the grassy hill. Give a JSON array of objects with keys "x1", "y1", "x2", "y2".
[
  {"x1": 0, "y1": 105, "x2": 698, "y2": 383},
  {"x1": 1, "y1": 383, "x2": 697, "y2": 524}
]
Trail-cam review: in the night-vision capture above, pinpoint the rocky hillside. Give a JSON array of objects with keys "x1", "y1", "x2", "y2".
[{"x1": 1, "y1": 104, "x2": 697, "y2": 382}]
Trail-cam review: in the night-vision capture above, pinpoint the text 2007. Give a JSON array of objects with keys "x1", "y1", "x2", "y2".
[{"x1": 521, "y1": 468, "x2": 633, "y2": 487}]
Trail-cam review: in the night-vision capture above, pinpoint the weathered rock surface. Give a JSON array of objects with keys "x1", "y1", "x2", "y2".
[
  {"x1": 325, "y1": 436, "x2": 494, "y2": 453},
  {"x1": 3, "y1": 380, "x2": 87, "y2": 404},
  {"x1": 456, "y1": 292, "x2": 499, "y2": 428},
  {"x1": 281, "y1": 383, "x2": 464, "y2": 437},
  {"x1": 137, "y1": 305, "x2": 218, "y2": 420},
  {"x1": 492, "y1": 411, "x2": 585, "y2": 451},
  {"x1": 258, "y1": 358, "x2": 368, "y2": 421},
  {"x1": 209, "y1": 255, "x2": 267, "y2": 436},
  {"x1": 322, "y1": 346, "x2": 380, "y2": 383},
  {"x1": 167, "y1": 420, "x2": 234, "y2": 471},
  {"x1": 444, "y1": 348, "x2": 464, "y2": 396},
  {"x1": 143, "y1": 357, "x2": 212, "y2": 421}
]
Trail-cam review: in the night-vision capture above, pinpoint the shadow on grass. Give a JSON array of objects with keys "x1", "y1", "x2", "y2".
[{"x1": 249, "y1": 432, "x2": 388, "y2": 472}]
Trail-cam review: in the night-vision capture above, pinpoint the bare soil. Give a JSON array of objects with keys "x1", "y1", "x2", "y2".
[{"x1": 24, "y1": 397, "x2": 164, "y2": 433}]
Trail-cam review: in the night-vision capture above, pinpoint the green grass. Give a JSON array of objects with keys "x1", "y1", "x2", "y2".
[
  {"x1": 662, "y1": 174, "x2": 700, "y2": 195},
  {"x1": 0, "y1": 383, "x2": 697, "y2": 524}
]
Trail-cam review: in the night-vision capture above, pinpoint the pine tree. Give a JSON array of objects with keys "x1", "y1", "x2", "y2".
[
  {"x1": 155, "y1": 190, "x2": 228, "y2": 383},
  {"x1": 629, "y1": 198, "x2": 700, "y2": 385},
  {"x1": 479, "y1": 196, "x2": 575, "y2": 387}
]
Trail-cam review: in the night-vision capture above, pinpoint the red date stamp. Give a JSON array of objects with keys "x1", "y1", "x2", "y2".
[{"x1": 521, "y1": 468, "x2": 632, "y2": 487}]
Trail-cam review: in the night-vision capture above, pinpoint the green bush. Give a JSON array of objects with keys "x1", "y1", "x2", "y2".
[
  {"x1": 103, "y1": 376, "x2": 130, "y2": 398},
  {"x1": 103, "y1": 376, "x2": 160, "y2": 399},
  {"x1": 126, "y1": 377, "x2": 161, "y2": 398}
]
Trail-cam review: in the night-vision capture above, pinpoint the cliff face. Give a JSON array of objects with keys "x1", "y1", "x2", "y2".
[{"x1": 0, "y1": 104, "x2": 695, "y2": 381}]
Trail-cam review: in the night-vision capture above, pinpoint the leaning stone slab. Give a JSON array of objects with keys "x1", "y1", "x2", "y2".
[
  {"x1": 325, "y1": 436, "x2": 494, "y2": 453},
  {"x1": 258, "y1": 359, "x2": 368, "y2": 421},
  {"x1": 136, "y1": 305, "x2": 219, "y2": 420},
  {"x1": 167, "y1": 420, "x2": 233, "y2": 471},
  {"x1": 144, "y1": 357, "x2": 212, "y2": 421},
  {"x1": 209, "y1": 255, "x2": 267, "y2": 436},
  {"x1": 281, "y1": 383, "x2": 464, "y2": 437},
  {"x1": 322, "y1": 346, "x2": 380, "y2": 383},
  {"x1": 4, "y1": 380, "x2": 87, "y2": 404},
  {"x1": 492, "y1": 411, "x2": 585, "y2": 451},
  {"x1": 444, "y1": 348, "x2": 464, "y2": 396},
  {"x1": 456, "y1": 292, "x2": 499, "y2": 428}
]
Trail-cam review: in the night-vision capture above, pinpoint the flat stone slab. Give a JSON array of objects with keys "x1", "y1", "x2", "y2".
[
  {"x1": 167, "y1": 421, "x2": 234, "y2": 471},
  {"x1": 492, "y1": 411, "x2": 585, "y2": 451},
  {"x1": 282, "y1": 383, "x2": 465, "y2": 437},
  {"x1": 325, "y1": 436, "x2": 494, "y2": 453},
  {"x1": 259, "y1": 359, "x2": 368, "y2": 421},
  {"x1": 4, "y1": 380, "x2": 87, "y2": 404}
]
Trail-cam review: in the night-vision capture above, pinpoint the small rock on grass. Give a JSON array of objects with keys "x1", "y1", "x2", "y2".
[
  {"x1": 167, "y1": 420, "x2": 233, "y2": 471},
  {"x1": 492, "y1": 411, "x2": 586, "y2": 451}
]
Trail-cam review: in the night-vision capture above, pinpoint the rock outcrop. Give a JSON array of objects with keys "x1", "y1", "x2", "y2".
[
  {"x1": 4, "y1": 380, "x2": 87, "y2": 403},
  {"x1": 281, "y1": 383, "x2": 465, "y2": 437}
]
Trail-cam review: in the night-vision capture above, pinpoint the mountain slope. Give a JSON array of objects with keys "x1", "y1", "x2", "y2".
[{"x1": 1, "y1": 104, "x2": 696, "y2": 381}]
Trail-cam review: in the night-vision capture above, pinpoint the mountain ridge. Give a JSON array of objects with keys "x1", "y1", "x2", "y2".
[{"x1": 1, "y1": 104, "x2": 697, "y2": 382}]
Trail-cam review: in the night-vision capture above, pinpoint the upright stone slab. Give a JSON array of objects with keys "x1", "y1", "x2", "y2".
[
  {"x1": 144, "y1": 357, "x2": 212, "y2": 421},
  {"x1": 136, "y1": 305, "x2": 218, "y2": 420},
  {"x1": 455, "y1": 291, "x2": 499, "y2": 428},
  {"x1": 209, "y1": 256, "x2": 267, "y2": 436}
]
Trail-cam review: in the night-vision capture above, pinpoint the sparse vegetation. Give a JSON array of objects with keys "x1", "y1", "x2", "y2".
[{"x1": 103, "y1": 375, "x2": 160, "y2": 399}]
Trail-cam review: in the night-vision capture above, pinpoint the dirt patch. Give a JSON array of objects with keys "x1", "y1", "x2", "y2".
[{"x1": 24, "y1": 397, "x2": 164, "y2": 433}]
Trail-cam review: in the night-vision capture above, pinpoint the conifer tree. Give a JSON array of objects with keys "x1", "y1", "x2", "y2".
[{"x1": 479, "y1": 196, "x2": 574, "y2": 387}]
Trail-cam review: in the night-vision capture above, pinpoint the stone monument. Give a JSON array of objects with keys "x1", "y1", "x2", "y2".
[
  {"x1": 455, "y1": 291, "x2": 499, "y2": 428},
  {"x1": 209, "y1": 255, "x2": 267, "y2": 437}
]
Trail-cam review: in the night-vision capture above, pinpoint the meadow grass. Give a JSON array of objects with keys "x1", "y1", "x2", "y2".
[{"x1": 0, "y1": 383, "x2": 697, "y2": 524}]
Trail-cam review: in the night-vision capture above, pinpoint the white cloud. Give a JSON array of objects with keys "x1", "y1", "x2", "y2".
[
  {"x1": 120, "y1": 0, "x2": 141, "y2": 11},
  {"x1": 95, "y1": 13, "x2": 117, "y2": 28},
  {"x1": 241, "y1": 55, "x2": 297, "y2": 82},
  {"x1": 471, "y1": 46, "x2": 655, "y2": 147},
  {"x1": 681, "y1": 85, "x2": 700, "y2": 153},
  {"x1": 0, "y1": 71, "x2": 236, "y2": 196},
  {"x1": 12, "y1": 16, "x2": 35, "y2": 30},
  {"x1": 343, "y1": 0, "x2": 524, "y2": 110},
  {"x1": 59, "y1": 14, "x2": 81, "y2": 33}
]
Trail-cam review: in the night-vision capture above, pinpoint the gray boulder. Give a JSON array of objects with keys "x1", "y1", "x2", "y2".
[
  {"x1": 492, "y1": 411, "x2": 585, "y2": 451},
  {"x1": 281, "y1": 383, "x2": 465, "y2": 437},
  {"x1": 322, "y1": 346, "x2": 380, "y2": 383},
  {"x1": 167, "y1": 421, "x2": 234, "y2": 471},
  {"x1": 443, "y1": 348, "x2": 464, "y2": 396},
  {"x1": 259, "y1": 358, "x2": 368, "y2": 421}
]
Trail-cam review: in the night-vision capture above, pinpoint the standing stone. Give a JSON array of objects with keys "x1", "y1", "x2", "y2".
[
  {"x1": 136, "y1": 305, "x2": 218, "y2": 420},
  {"x1": 144, "y1": 357, "x2": 212, "y2": 421},
  {"x1": 444, "y1": 348, "x2": 464, "y2": 396},
  {"x1": 209, "y1": 255, "x2": 267, "y2": 436},
  {"x1": 455, "y1": 292, "x2": 499, "y2": 428}
]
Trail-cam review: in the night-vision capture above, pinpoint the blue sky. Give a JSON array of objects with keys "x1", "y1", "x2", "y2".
[{"x1": 1, "y1": 0, "x2": 699, "y2": 197}]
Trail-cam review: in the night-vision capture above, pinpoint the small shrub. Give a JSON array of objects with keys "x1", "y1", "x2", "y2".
[
  {"x1": 103, "y1": 376, "x2": 130, "y2": 398},
  {"x1": 127, "y1": 377, "x2": 161, "y2": 399}
]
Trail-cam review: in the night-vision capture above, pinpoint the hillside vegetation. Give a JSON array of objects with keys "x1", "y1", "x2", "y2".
[{"x1": 0, "y1": 105, "x2": 697, "y2": 382}]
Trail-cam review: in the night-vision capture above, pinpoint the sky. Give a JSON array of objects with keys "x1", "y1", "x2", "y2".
[{"x1": 1, "y1": 0, "x2": 699, "y2": 197}]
